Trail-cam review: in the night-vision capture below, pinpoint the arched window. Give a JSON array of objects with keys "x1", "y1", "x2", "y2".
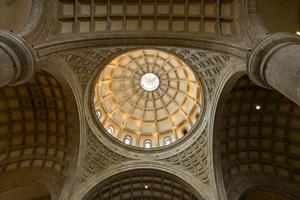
[
  {"x1": 163, "y1": 137, "x2": 172, "y2": 146},
  {"x1": 96, "y1": 110, "x2": 101, "y2": 119},
  {"x1": 107, "y1": 126, "x2": 114, "y2": 134},
  {"x1": 143, "y1": 140, "x2": 152, "y2": 148},
  {"x1": 123, "y1": 135, "x2": 132, "y2": 145}
]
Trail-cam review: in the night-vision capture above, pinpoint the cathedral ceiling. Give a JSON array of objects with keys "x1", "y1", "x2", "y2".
[
  {"x1": 0, "y1": 71, "x2": 79, "y2": 197},
  {"x1": 83, "y1": 169, "x2": 203, "y2": 200},
  {"x1": 55, "y1": 47, "x2": 230, "y2": 95},
  {"x1": 216, "y1": 75, "x2": 300, "y2": 199},
  {"x1": 57, "y1": 0, "x2": 235, "y2": 36},
  {"x1": 50, "y1": 46, "x2": 235, "y2": 196},
  {"x1": 28, "y1": 0, "x2": 251, "y2": 60},
  {"x1": 3, "y1": 0, "x2": 296, "y2": 199}
]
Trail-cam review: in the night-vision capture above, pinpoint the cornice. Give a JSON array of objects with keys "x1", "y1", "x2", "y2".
[{"x1": 33, "y1": 34, "x2": 250, "y2": 60}]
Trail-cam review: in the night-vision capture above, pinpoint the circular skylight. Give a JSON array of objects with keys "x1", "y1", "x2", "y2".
[
  {"x1": 94, "y1": 49, "x2": 203, "y2": 148},
  {"x1": 140, "y1": 73, "x2": 160, "y2": 91}
]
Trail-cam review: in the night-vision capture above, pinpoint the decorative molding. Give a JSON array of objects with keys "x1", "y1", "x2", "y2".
[
  {"x1": 79, "y1": 130, "x2": 132, "y2": 183},
  {"x1": 37, "y1": 46, "x2": 233, "y2": 198},
  {"x1": 163, "y1": 130, "x2": 209, "y2": 185},
  {"x1": 72, "y1": 160, "x2": 211, "y2": 200},
  {"x1": 167, "y1": 48, "x2": 230, "y2": 98},
  {"x1": 34, "y1": 35, "x2": 249, "y2": 60},
  {"x1": 83, "y1": 169, "x2": 204, "y2": 200},
  {"x1": 57, "y1": 47, "x2": 230, "y2": 97},
  {"x1": 55, "y1": 48, "x2": 126, "y2": 90}
]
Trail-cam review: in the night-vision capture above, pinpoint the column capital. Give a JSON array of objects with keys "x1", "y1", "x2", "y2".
[
  {"x1": 0, "y1": 31, "x2": 35, "y2": 87},
  {"x1": 247, "y1": 33, "x2": 300, "y2": 88}
]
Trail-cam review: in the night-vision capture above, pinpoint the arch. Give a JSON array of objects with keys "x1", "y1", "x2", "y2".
[
  {"x1": 0, "y1": 0, "x2": 49, "y2": 41},
  {"x1": 242, "y1": 0, "x2": 300, "y2": 42},
  {"x1": 83, "y1": 169, "x2": 200, "y2": 200},
  {"x1": 241, "y1": 0, "x2": 269, "y2": 43},
  {"x1": 72, "y1": 161, "x2": 210, "y2": 200},
  {"x1": 35, "y1": 36, "x2": 249, "y2": 60},
  {"x1": 212, "y1": 73, "x2": 300, "y2": 199},
  {"x1": 208, "y1": 58, "x2": 246, "y2": 200},
  {"x1": 36, "y1": 57, "x2": 84, "y2": 200}
]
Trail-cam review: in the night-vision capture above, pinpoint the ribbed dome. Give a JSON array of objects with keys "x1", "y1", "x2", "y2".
[{"x1": 94, "y1": 49, "x2": 202, "y2": 148}]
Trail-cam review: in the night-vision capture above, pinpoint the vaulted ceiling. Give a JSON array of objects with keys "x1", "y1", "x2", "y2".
[
  {"x1": 0, "y1": 71, "x2": 79, "y2": 199},
  {"x1": 0, "y1": 0, "x2": 299, "y2": 200},
  {"x1": 215, "y1": 75, "x2": 300, "y2": 200}
]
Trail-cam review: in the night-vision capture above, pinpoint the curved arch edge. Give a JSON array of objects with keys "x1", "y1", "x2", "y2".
[
  {"x1": 72, "y1": 160, "x2": 211, "y2": 200},
  {"x1": 36, "y1": 57, "x2": 85, "y2": 200},
  {"x1": 208, "y1": 57, "x2": 247, "y2": 200}
]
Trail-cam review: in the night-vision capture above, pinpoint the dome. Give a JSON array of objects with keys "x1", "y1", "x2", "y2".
[{"x1": 94, "y1": 49, "x2": 203, "y2": 148}]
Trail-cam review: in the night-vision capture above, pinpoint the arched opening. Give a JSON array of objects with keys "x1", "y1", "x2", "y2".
[
  {"x1": 123, "y1": 135, "x2": 133, "y2": 145},
  {"x1": 256, "y1": 0, "x2": 300, "y2": 33},
  {"x1": 163, "y1": 136, "x2": 172, "y2": 146},
  {"x1": 143, "y1": 139, "x2": 152, "y2": 148},
  {"x1": 83, "y1": 169, "x2": 203, "y2": 200},
  {"x1": 214, "y1": 75, "x2": 300, "y2": 199},
  {"x1": 0, "y1": 0, "x2": 32, "y2": 33},
  {"x1": 0, "y1": 185, "x2": 50, "y2": 200}
]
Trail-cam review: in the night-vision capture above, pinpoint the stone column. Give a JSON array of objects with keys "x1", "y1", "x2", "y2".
[
  {"x1": 248, "y1": 33, "x2": 300, "y2": 106},
  {"x1": 0, "y1": 31, "x2": 35, "y2": 87}
]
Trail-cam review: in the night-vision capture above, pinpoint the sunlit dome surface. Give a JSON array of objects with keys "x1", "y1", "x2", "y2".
[{"x1": 94, "y1": 49, "x2": 202, "y2": 148}]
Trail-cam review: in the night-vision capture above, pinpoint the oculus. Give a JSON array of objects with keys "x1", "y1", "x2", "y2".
[{"x1": 140, "y1": 73, "x2": 160, "y2": 92}]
